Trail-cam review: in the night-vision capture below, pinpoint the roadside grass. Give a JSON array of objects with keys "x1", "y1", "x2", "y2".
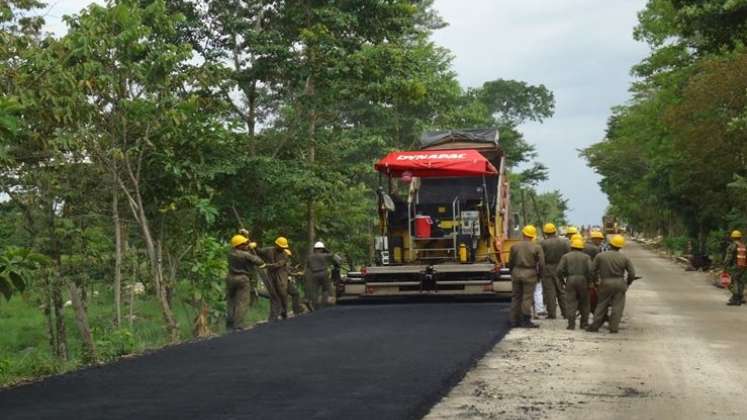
[{"x1": 0, "y1": 290, "x2": 272, "y2": 387}]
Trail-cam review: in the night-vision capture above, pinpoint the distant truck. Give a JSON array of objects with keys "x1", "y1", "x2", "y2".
[
  {"x1": 603, "y1": 215, "x2": 619, "y2": 235},
  {"x1": 340, "y1": 129, "x2": 516, "y2": 298}
]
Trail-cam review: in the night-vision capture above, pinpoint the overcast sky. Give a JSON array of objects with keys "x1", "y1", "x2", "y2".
[
  {"x1": 431, "y1": 0, "x2": 650, "y2": 225},
  {"x1": 45, "y1": 1, "x2": 649, "y2": 225}
]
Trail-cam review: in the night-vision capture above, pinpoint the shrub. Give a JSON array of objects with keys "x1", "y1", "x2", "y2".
[
  {"x1": 95, "y1": 328, "x2": 136, "y2": 362},
  {"x1": 663, "y1": 236, "x2": 689, "y2": 254}
]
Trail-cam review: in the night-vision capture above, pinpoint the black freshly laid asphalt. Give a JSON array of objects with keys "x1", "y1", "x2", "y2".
[{"x1": 1, "y1": 300, "x2": 510, "y2": 420}]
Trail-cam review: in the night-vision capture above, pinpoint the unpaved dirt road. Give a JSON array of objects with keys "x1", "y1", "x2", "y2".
[
  {"x1": 0, "y1": 300, "x2": 509, "y2": 420},
  {"x1": 426, "y1": 241, "x2": 747, "y2": 419}
]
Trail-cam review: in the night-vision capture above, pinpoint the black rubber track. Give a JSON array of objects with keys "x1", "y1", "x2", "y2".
[{"x1": 1, "y1": 301, "x2": 510, "y2": 420}]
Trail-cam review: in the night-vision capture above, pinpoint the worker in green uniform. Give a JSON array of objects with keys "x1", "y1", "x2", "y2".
[
  {"x1": 304, "y1": 241, "x2": 341, "y2": 311},
  {"x1": 725, "y1": 230, "x2": 747, "y2": 306},
  {"x1": 557, "y1": 236, "x2": 593, "y2": 330},
  {"x1": 259, "y1": 237, "x2": 294, "y2": 321},
  {"x1": 286, "y1": 269, "x2": 306, "y2": 316},
  {"x1": 584, "y1": 230, "x2": 604, "y2": 260},
  {"x1": 226, "y1": 234, "x2": 267, "y2": 330},
  {"x1": 587, "y1": 235, "x2": 636, "y2": 334},
  {"x1": 508, "y1": 225, "x2": 545, "y2": 328},
  {"x1": 565, "y1": 226, "x2": 579, "y2": 241},
  {"x1": 540, "y1": 223, "x2": 570, "y2": 319}
]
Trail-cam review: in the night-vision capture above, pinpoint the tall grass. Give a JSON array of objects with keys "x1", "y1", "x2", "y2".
[{"x1": 0, "y1": 290, "x2": 272, "y2": 387}]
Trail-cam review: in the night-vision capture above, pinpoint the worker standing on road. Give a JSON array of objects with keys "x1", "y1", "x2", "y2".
[
  {"x1": 565, "y1": 226, "x2": 579, "y2": 241},
  {"x1": 260, "y1": 237, "x2": 294, "y2": 320},
  {"x1": 557, "y1": 236, "x2": 593, "y2": 330},
  {"x1": 540, "y1": 223, "x2": 570, "y2": 319},
  {"x1": 304, "y1": 241, "x2": 341, "y2": 311},
  {"x1": 587, "y1": 235, "x2": 636, "y2": 334},
  {"x1": 585, "y1": 230, "x2": 605, "y2": 313},
  {"x1": 508, "y1": 225, "x2": 545, "y2": 328},
  {"x1": 226, "y1": 234, "x2": 267, "y2": 330},
  {"x1": 584, "y1": 230, "x2": 604, "y2": 260},
  {"x1": 725, "y1": 230, "x2": 747, "y2": 306}
]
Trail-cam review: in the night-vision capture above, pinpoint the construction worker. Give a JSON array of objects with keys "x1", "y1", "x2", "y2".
[
  {"x1": 539, "y1": 223, "x2": 570, "y2": 319},
  {"x1": 508, "y1": 225, "x2": 545, "y2": 328},
  {"x1": 286, "y1": 268, "x2": 306, "y2": 316},
  {"x1": 557, "y1": 236, "x2": 593, "y2": 330},
  {"x1": 587, "y1": 234, "x2": 636, "y2": 333},
  {"x1": 565, "y1": 226, "x2": 579, "y2": 241},
  {"x1": 259, "y1": 237, "x2": 294, "y2": 320},
  {"x1": 305, "y1": 241, "x2": 342, "y2": 310},
  {"x1": 237, "y1": 228, "x2": 261, "y2": 306},
  {"x1": 226, "y1": 234, "x2": 266, "y2": 330},
  {"x1": 584, "y1": 230, "x2": 605, "y2": 260},
  {"x1": 725, "y1": 230, "x2": 747, "y2": 306}
]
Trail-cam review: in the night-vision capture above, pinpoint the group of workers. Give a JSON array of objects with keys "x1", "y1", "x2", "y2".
[
  {"x1": 225, "y1": 229, "x2": 341, "y2": 331},
  {"x1": 508, "y1": 223, "x2": 636, "y2": 333}
]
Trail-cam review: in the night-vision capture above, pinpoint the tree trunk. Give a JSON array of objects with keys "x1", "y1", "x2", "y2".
[
  {"x1": 140, "y1": 214, "x2": 179, "y2": 342},
  {"x1": 67, "y1": 280, "x2": 96, "y2": 362},
  {"x1": 306, "y1": 110, "x2": 318, "y2": 252},
  {"x1": 51, "y1": 278, "x2": 68, "y2": 360},
  {"x1": 247, "y1": 80, "x2": 257, "y2": 156},
  {"x1": 520, "y1": 188, "x2": 529, "y2": 226},
  {"x1": 122, "y1": 177, "x2": 179, "y2": 342},
  {"x1": 113, "y1": 188, "x2": 123, "y2": 327},
  {"x1": 44, "y1": 278, "x2": 57, "y2": 357}
]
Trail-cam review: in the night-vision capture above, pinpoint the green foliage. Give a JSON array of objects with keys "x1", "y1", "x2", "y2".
[
  {"x1": 663, "y1": 235, "x2": 689, "y2": 254},
  {"x1": 587, "y1": 0, "x2": 747, "y2": 252},
  {"x1": 0, "y1": 0, "x2": 558, "y2": 383},
  {"x1": 180, "y1": 236, "x2": 228, "y2": 322},
  {"x1": 95, "y1": 328, "x2": 136, "y2": 362},
  {"x1": 0, "y1": 247, "x2": 47, "y2": 301}
]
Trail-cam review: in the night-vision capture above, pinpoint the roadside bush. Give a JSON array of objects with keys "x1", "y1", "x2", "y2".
[
  {"x1": 707, "y1": 229, "x2": 729, "y2": 264},
  {"x1": 95, "y1": 328, "x2": 137, "y2": 362},
  {"x1": 10, "y1": 349, "x2": 67, "y2": 379},
  {"x1": 0, "y1": 357, "x2": 10, "y2": 376},
  {"x1": 663, "y1": 236, "x2": 689, "y2": 255}
]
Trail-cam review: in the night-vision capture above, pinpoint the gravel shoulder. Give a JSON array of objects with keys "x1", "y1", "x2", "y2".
[{"x1": 425, "y1": 241, "x2": 747, "y2": 420}]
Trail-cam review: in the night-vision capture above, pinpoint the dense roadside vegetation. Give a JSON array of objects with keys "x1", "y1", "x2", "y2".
[
  {"x1": 584, "y1": 0, "x2": 747, "y2": 258},
  {"x1": 0, "y1": 0, "x2": 566, "y2": 385}
]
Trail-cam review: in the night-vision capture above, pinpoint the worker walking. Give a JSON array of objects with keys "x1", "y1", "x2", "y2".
[
  {"x1": 725, "y1": 230, "x2": 747, "y2": 306},
  {"x1": 584, "y1": 230, "x2": 605, "y2": 260},
  {"x1": 508, "y1": 225, "x2": 545, "y2": 328},
  {"x1": 587, "y1": 235, "x2": 636, "y2": 333},
  {"x1": 259, "y1": 237, "x2": 294, "y2": 321},
  {"x1": 304, "y1": 241, "x2": 341, "y2": 311},
  {"x1": 540, "y1": 223, "x2": 570, "y2": 319},
  {"x1": 557, "y1": 236, "x2": 593, "y2": 330},
  {"x1": 565, "y1": 226, "x2": 579, "y2": 241},
  {"x1": 226, "y1": 234, "x2": 267, "y2": 330}
]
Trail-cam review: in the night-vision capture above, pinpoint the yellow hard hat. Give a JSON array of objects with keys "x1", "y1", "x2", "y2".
[
  {"x1": 590, "y1": 230, "x2": 604, "y2": 240},
  {"x1": 571, "y1": 237, "x2": 585, "y2": 250},
  {"x1": 731, "y1": 230, "x2": 743, "y2": 239},
  {"x1": 543, "y1": 223, "x2": 557, "y2": 234},
  {"x1": 522, "y1": 225, "x2": 537, "y2": 239},
  {"x1": 231, "y1": 234, "x2": 249, "y2": 248},
  {"x1": 275, "y1": 236, "x2": 290, "y2": 249},
  {"x1": 610, "y1": 234, "x2": 625, "y2": 248},
  {"x1": 566, "y1": 226, "x2": 579, "y2": 235}
]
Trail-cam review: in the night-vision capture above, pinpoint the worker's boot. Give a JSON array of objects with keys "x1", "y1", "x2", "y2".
[
  {"x1": 520, "y1": 315, "x2": 539, "y2": 328},
  {"x1": 567, "y1": 320, "x2": 575, "y2": 330},
  {"x1": 727, "y1": 296, "x2": 741, "y2": 306}
]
